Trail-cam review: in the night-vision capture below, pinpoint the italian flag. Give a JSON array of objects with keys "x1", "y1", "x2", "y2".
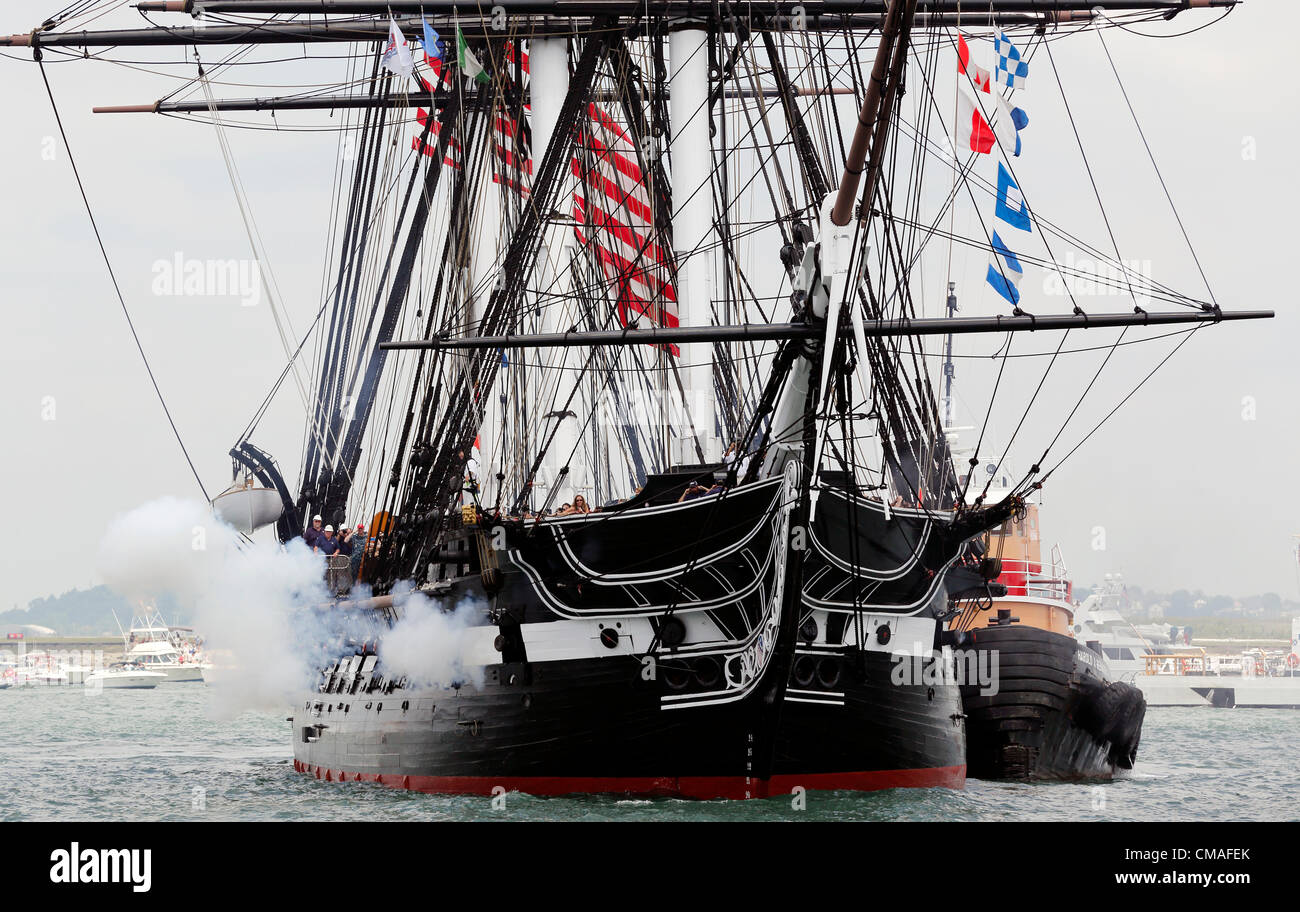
[{"x1": 456, "y1": 26, "x2": 490, "y2": 85}]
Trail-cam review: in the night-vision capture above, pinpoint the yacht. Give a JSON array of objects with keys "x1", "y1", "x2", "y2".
[
  {"x1": 1072, "y1": 575, "x2": 1178, "y2": 680},
  {"x1": 1077, "y1": 580, "x2": 1300, "y2": 707},
  {"x1": 118, "y1": 610, "x2": 209, "y2": 683},
  {"x1": 85, "y1": 662, "x2": 166, "y2": 690},
  {"x1": 13, "y1": 652, "x2": 70, "y2": 687}
]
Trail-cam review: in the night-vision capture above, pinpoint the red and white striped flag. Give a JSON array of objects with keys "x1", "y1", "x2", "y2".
[
  {"x1": 410, "y1": 42, "x2": 678, "y2": 345},
  {"x1": 572, "y1": 102, "x2": 679, "y2": 347},
  {"x1": 412, "y1": 43, "x2": 459, "y2": 167}
]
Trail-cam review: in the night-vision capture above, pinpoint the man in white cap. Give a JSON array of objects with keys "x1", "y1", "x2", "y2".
[
  {"x1": 317, "y1": 524, "x2": 355, "y2": 557},
  {"x1": 303, "y1": 514, "x2": 324, "y2": 550}
]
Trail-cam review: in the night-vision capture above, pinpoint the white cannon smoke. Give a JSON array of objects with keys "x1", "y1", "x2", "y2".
[
  {"x1": 97, "y1": 497, "x2": 485, "y2": 716},
  {"x1": 378, "y1": 585, "x2": 485, "y2": 689},
  {"x1": 97, "y1": 498, "x2": 352, "y2": 717}
]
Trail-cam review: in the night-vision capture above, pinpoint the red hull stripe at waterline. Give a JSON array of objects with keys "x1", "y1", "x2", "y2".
[{"x1": 294, "y1": 760, "x2": 966, "y2": 798}]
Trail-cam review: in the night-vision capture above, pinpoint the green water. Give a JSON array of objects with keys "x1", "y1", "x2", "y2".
[{"x1": 1, "y1": 686, "x2": 1295, "y2": 821}]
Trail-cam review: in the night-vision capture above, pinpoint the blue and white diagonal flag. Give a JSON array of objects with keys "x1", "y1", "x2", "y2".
[
  {"x1": 993, "y1": 31, "x2": 1029, "y2": 90},
  {"x1": 994, "y1": 161, "x2": 1032, "y2": 232},
  {"x1": 986, "y1": 230, "x2": 1025, "y2": 307}
]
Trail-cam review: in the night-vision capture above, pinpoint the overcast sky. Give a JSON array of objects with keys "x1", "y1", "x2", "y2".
[{"x1": 1, "y1": 0, "x2": 1296, "y2": 613}]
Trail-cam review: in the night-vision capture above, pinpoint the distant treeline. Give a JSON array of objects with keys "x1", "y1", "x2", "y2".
[
  {"x1": 1161, "y1": 616, "x2": 1292, "y2": 641},
  {"x1": 1075, "y1": 584, "x2": 1299, "y2": 619},
  {"x1": 2, "y1": 587, "x2": 189, "y2": 637}
]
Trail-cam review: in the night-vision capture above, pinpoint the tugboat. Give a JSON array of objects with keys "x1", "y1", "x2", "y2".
[{"x1": 949, "y1": 487, "x2": 1145, "y2": 780}]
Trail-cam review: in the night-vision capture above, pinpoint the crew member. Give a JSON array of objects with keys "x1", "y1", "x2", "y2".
[
  {"x1": 303, "y1": 514, "x2": 324, "y2": 549},
  {"x1": 317, "y1": 524, "x2": 344, "y2": 555}
]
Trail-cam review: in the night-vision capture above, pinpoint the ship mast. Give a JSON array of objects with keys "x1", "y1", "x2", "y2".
[
  {"x1": 16, "y1": 0, "x2": 1264, "y2": 582},
  {"x1": 943, "y1": 282, "x2": 957, "y2": 429},
  {"x1": 669, "y1": 22, "x2": 718, "y2": 463}
]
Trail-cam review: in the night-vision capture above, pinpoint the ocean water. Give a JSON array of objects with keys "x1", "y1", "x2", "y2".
[{"x1": 1, "y1": 686, "x2": 1295, "y2": 822}]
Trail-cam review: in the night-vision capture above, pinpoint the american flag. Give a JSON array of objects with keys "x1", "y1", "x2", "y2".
[
  {"x1": 412, "y1": 42, "x2": 531, "y2": 196},
  {"x1": 571, "y1": 102, "x2": 679, "y2": 344},
  {"x1": 411, "y1": 44, "x2": 459, "y2": 168},
  {"x1": 409, "y1": 42, "x2": 679, "y2": 340}
]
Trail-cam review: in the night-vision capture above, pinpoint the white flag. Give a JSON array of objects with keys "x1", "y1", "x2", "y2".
[{"x1": 382, "y1": 17, "x2": 414, "y2": 79}]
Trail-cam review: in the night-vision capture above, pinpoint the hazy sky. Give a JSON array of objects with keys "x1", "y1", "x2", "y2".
[{"x1": 1, "y1": 0, "x2": 1296, "y2": 612}]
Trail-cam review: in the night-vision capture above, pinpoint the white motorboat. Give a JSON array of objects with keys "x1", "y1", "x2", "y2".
[
  {"x1": 1072, "y1": 575, "x2": 1179, "y2": 680},
  {"x1": 1077, "y1": 583, "x2": 1300, "y2": 707},
  {"x1": 118, "y1": 610, "x2": 210, "y2": 683},
  {"x1": 124, "y1": 641, "x2": 207, "y2": 682},
  {"x1": 85, "y1": 663, "x2": 167, "y2": 690},
  {"x1": 12, "y1": 653, "x2": 71, "y2": 687}
]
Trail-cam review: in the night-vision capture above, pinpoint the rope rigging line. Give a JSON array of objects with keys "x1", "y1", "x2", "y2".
[
  {"x1": 1034, "y1": 323, "x2": 1206, "y2": 488},
  {"x1": 1092, "y1": 17, "x2": 1219, "y2": 310},
  {"x1": 36, "y1": 52, "x2": 211, "y2": 502},
  {"x1": 1041, "y1": 38, "x2": 1140, "y2": 312}
]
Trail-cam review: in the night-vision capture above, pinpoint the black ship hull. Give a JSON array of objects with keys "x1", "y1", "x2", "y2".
[
  {"x1": 292, "y1": 472, "x2": 1006, "y2": 798},
  {"x1": 292, "y1": 650, "x2": 965, "y2": 798},
  {"x1": 958, "y1": 624, "x2": 1146, "y2": 781},
  {"x1": 773, "y1": 648, "x2": 966, "y2": 790}
]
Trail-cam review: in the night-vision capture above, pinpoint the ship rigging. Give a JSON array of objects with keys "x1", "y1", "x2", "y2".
[{"x1": 13, "y1": 0, "x2": 1269, "y2": 796}]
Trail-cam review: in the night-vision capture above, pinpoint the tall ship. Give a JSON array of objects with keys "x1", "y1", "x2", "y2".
[{"x1": 7, "y1": 0, "x2": 1266, "y2": 797}]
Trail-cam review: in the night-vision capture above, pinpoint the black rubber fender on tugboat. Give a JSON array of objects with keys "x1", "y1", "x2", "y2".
[
  {"x1": 1080, "y1": 680, "x2": 1146, "y2": 770},
  {"x1": 1103, "y1": 683, "x2": 1146, "y2": 769}
]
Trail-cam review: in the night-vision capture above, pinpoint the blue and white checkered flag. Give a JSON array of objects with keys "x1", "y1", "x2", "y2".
[{"x1": 993, "y1": 31, "x2": 1029, "y2": 90}]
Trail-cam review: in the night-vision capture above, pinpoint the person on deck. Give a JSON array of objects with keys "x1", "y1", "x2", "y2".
[
  {"x1": 678, "y1": 483, "x2": 708, "y2": 503},
  {"x1": 318, "y1": 525, "x2": 353, "y2": 556},
  {"x1": 558, "y1": 496, "x2": 592, "y2": 516},
  {"x1": 350, "y1": 524, "x2": 366, "y2": 577},
  {"x1": 303, "y1": 514, "x2": 324, "y2": 549}
]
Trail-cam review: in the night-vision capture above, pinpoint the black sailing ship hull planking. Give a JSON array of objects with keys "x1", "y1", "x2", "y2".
[
  {"x1": 958, "y1": 624, "x2": 1146, "y2": 781},
  {"x1": 291, "y1": 474, "x2": 988, "y2": 798},
  {"x1": 293, "y1": 650, "x2": 967, "y2": 797},
  {"x1": 772, "y1": 648, "x2": 967, "y2": 789}
]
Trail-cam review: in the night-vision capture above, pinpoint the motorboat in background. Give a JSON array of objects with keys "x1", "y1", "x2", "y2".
[
  {"x1": 1075, "y1": 580, "x2": 1300, "y2": 708},
  {"x1": 1072, "y1": 575, "x2": 1180, "y2": 680},
  {"x1": 118, "y1": 610, "x2": 210, "y2": 683},
  {"x1": 1132, "y1": 634, "x2": 1300, "y2": 709},
  {"x1": 85, "y1": 662, "x2": 166, "y2": 690}
]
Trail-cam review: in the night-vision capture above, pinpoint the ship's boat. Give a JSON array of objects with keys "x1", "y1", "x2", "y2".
[{"x1": 212, "y1": 476, "x2": 285, "y2": 535}]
